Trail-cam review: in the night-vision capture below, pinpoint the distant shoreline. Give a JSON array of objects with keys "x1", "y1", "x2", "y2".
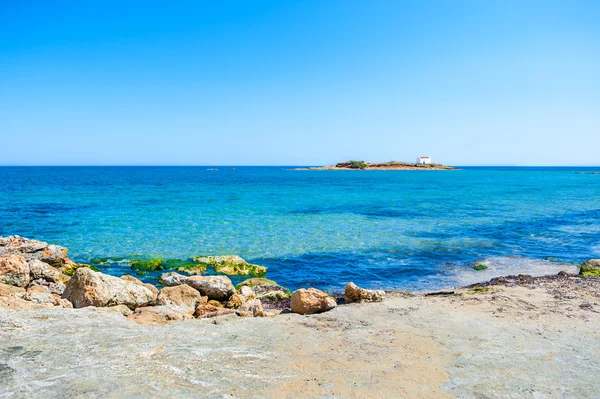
[{"x1": 295, "y1": 161, "x2": 458, "y2": 171}]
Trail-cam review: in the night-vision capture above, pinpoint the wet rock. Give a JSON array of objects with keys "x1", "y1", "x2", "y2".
[
  {"x1": 344, "y1": 282, "x2": 385, "y2": 304},
  {"x1": 580, "y1": 259, "x2": 600, "y2": 276},
  {"x1": 186, "y1": 276, "x2": 235, "y2": 301},
  {"x1": 23, "y1": 286, "x2": 57, "y2": 304},
  {"x1": 29, "y1": 259, "x2": 63, "y2": 283},
  {"x1": 290, "y1": 288, "x2": 337, "y2": 315},
  {"x1": 0, "y1": 282, "x2": 25, "y2": 297},
  {"x1": 158, "y1": 272, "x2": 188, "y2": 287},
  {"x1": 0, "y1": 255, "x2": 30, "y2": 287},
  {"x1": 121, "y1": 275, "x2": 159, "y2": 298},
  {"x1": 236, "y1": 299, "x2": 264, "y2": 317},
  {"x1": 63, "y1": 268, "x2": 156, "y2": 309},
  {"x1": 192, "y1": 255, "x2": 267, "y2": 276},
  {"x1": 157, "y1": 284, "x2": 203, "y2": 314}
]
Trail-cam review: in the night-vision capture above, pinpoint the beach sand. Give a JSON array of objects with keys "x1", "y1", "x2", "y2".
[{"x1": 1, "y1": 274, "x2": 599, "y2": 398}]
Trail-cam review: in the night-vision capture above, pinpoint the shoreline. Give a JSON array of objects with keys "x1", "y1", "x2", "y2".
[{"x1": 294, "y1": 160, "x2": 458, "y2": 171}]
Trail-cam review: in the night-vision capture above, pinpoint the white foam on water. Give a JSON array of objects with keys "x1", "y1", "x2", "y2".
[{"x1": 449, "y1": 256, "x2": 579, "y2": 287}]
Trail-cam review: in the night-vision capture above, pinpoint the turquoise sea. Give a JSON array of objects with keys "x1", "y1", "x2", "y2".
[{"x1": 1, "y1": 166, "x2": 599, "y2": 291}]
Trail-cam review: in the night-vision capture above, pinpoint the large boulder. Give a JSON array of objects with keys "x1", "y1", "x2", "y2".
[
  {"x1": 290, "y1": 288, "x2": 337, "y2": 315},
  {"x1": 580, "y1": 259, "x2": 600, "y2": 276},
  {"x1": 120, "y1": 275, "x2": 159, "y2": 297},
  {"x1": 185, "y1": 276, "x2": 235, "y2": 300},
  {"x1": 63, "y1": 268, "x2": 156, "y2": 309},
  {"x1": 344, "y1": 282, "x2": 385, "y2": 303},
  {"x1": 157, "y1": 284, "x2": 202, "y2": 314},
  {"x1": 158, "y1": 272, "x2": 188, "y2": 287},
  {"x1": 0, "y1": 255, "x2": 30, "y2": 287}
]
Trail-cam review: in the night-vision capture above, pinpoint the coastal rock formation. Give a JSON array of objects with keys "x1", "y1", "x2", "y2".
[
  {"x1": 194, "y1": 304, "x2": 219, "y2": 317},
  {"x1": 29, "y1": 259, "x2": 63, "y2": 283},
  {"x1": 185, "y1": 275, "x2": 235, "y2": 300},
  {"x1": 121, "y1": 275, "x2": 159, "y2": 297},
  {"x1": 23, "y1": 285, "x2": 57, "y2": 305},
  {"x1": 290, "y1": 288, "x2": 337, "y2": 315},
  {"x1": 235, "y1": 277, "x2": 278, "y2": 289},
  {"x1": 157, "y1": 284, "x2": 203, "y2": 314},
  {"x1": 192, "y1": 255, "x2": 267, "y2": 276},
  {"x1": 580, "y1": 259, "x2": 600, "y2": 276},
  {"x1": 128, "y1": 306, "x2": 194, "y2": 325},
  {"x1": 344, "y1": 282, "x2": 385, "y2": 303},
  {"x1": 0, "y1": 282, "x2": 25, "y2": 297},
  {"x1": 63, "y1": 268, "x2": 156, "y2": 309},
  {"x1": 159, "y1": 272, "x2": 188, "y2": 287},
  {"x1": 0, "y1": 236, "x2": 70, "y2": 266},
  {"x1": 0, "y1": 255, "x2": 31, "y2": 287},
  {"x1": 236, "y1": 299, "x2": 264, "y2": 317}
]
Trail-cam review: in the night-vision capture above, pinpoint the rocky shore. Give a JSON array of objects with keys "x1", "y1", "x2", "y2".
[
  {"x1": 2, "y1": 235, "x2": 600, "y2": 398},
  {"x1": 296, "y1": 160, "x2": 457, "y2": 171}
]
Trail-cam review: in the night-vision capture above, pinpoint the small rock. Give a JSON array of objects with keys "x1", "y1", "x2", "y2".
[
  {"x1": 239, "y1": 285, "x2": 256, "y2": 300},
  {"x1": 226, "y1": 293, "x2": 245, "y2": 309},
  {"x1": 40, "y1": 245, "x2": 69, "y2": 267},
  {"x1": 236, "y1": 299, "x2": 264, "y2": 317},
  {"x1": 201, "y1": 308, "x2": 236, "y2": 318},
  {"x1": 48, "y1": 281, "x2": 66, "y2": 295},
  {"x1": 24, "y1": 286, "x2": 56, "y2": 304},
  {"x1": 158, "y1": 272, "x2": 188, "y2": 287},
  {"x1": 157, "y1": 284, "x2": 203, "y2": 314},
  {"x1": 186, "y1": 276, "x2": 235, "y2": 301},
  {"x1": 344, "y1": 282, "x2": 385, "y2": 303},
  {"x1": 207, "y1": 299, "x2": 223, "y2": 307},
  {"x1": 55, "y1": 298, "x2": 73, "y2": 308},
  {"x1": 194, "y1": 304, "x2": 219, "y2": 317},
  {"x1": 192, "y1": 255, "x2": 267, "y2": 276},
  {"x1": 290, "y1": 288, "x2": 337, "y2": 315},
  {"x1": 0, "y1": 255, "x2": 30, "y2": 287}
]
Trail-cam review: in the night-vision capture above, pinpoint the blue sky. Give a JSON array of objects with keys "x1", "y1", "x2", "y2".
[{"x1": 1, "y1": 0, "x2": 599, "y2": 166}]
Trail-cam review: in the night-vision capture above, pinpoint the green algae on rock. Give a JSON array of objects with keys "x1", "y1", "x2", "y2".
[
  {"x1": 61, "y1": 263, "x2": 99, "y2": 277},
  {"x1": 192, "y1": 255, "x2": 267, "y2": 276},
  {"x1": 235, "y1": 277, "x2": 278, "y2": 290},
  {"x1": 163, "y1": 259, "x2": 206, "y2": 275},
  {"x1": 473, "y1": 264, "x2": 488, "y2": 271},
  {"x1": 580, "y1": 259, "x2": 600, "y2": 276},
  {"x1": 130, "y1": 258, "x2": 163, "y2": 275}
]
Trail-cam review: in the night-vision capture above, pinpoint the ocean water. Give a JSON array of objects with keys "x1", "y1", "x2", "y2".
[{"x1": 1, "y1": 166, "x2": 599, "y2": 291}]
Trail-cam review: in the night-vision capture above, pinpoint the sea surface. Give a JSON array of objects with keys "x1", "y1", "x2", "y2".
[{"x1": 1, "y1": 166, "x2": 599, "y2": 291}]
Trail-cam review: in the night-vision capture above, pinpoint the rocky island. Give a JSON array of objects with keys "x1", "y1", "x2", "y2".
[
  {"x1": 296, "y1": 160, "x2": 458, "y2": 170},
  {"x1": 2, "y1": 235, "x2": 600, "y2": 398}
]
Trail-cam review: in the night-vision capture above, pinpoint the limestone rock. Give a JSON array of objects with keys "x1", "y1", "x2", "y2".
[
  {"x1": 0, "y1": 282, "x2": 25, "y2": 297},
  {"x1": 236, "y1": 299, "x2": 264, "y2": 317},
  {"x1": 344, "y1": 282, "x2": 385, "y2": 303},
  {"x1": 186, "y1": 276, "x2": 235, "y2": 300},
  {"x1": 158, "y1": 272, "x2": 188, "y2": 287},
  {"x1": 201, "y1": 308, "x2": 236, "y2": 318},
  {"x1": 29, "y1": 259, "x2": 62, "y2": 283},
  {"x1": 63, "y1": 268, "x2": 156, "y2": 309},
  {"x1": 24, "y1": 285, "x2": 57, "y2": 304},
  {"x1": 40, "y1": 245, "x2": 69, "y2": 267},
  {"x1": 130, "y1": 306, "x2": 193, "y2": 324},
  {"x1": 207, "y1": 299, "x2": 223, "y2": 307},
  {"x1": 225, "y1": 293, "x2": 245, "y2": 309},
  {"x1": 580, "y1": 259, "x2": 600, "y2": 276},
  {"x1": 55, "y1": 298, "x2": 73, "y2": 308},
  {"x1": 235, "y1": 277, "x2": 278, "y2": 289},
  {"x1": 157, "y1": 284, "x2": 202, "y2": 314},
  {"x1": 0, "y1": 255, "x2": 30, "y2": 287},
  {"x1": 290, "y1": 288, "x2": 337, "y2": 315},
  {"x1": 48, "y1": 281, "x2": 67, "y2": 295},
  {"x1": 253, "y1": 285, "x2": 290, "y2": 300},
  {"x1": 121, "y1": 275, "x2": 159, "y2": 298},
  {"x1": 194, "y1": 304, "x2": 219, "y2": 317},
  {"x1": 239, "y1": 285, "x2": 256, "y2": 300},
  {"x1": 0, "y1": 236, "x2": 47, "y2": 257}
]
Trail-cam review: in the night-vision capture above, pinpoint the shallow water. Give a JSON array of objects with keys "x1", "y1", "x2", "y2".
[{"x1": 1, "y1": 166, "x2": 599, "y2": 290}]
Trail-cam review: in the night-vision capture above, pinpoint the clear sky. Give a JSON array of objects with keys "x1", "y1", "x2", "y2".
[{"x1": 1, "y1": 1, "x2": 599, "y2": 166}]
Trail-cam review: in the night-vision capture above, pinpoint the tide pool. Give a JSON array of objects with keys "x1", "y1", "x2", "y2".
[{"x1": 1, "y1": 166, "x2": 599, "y2": 291}]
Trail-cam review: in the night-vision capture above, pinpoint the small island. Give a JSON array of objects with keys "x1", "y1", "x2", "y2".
[{"x1": 296, "y1": 159, "x2": 458, "y2": 171}]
